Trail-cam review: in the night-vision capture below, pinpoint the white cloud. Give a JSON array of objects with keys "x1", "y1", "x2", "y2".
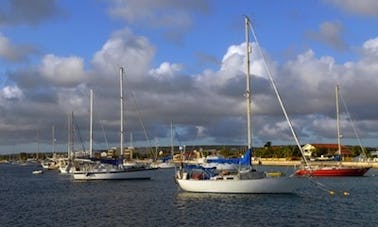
[
  {"x1": 92, "y1": 28, "x2": 155, "y2": 79},
  {"x1": 39, "y1": 54, "x2": 87, "y2": 86},
  {"x1": 1, "y1": 22, "x2": 378, "y2": 151},
  {"x1": 362, "y1": 37, "x2": 378, "y2": 57},
  {"x1": 149, "y1": 62, "x2": 183, "y2": 79},
  {"x1": 1, "y1": 85, "x2": 23, "y2": 100}
]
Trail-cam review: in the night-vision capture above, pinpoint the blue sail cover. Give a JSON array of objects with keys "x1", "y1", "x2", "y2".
[
  {"x1": 182, "y1": 164, "x2": 217, "y2": 177},
  {"x1": 206, "y1": 149, "x2": 251, "y2": 166},
  {"x1": 161, "y1": 155, "x2": 172, "y2": 162},
  {"x1": 90, "y1": 158, "x2": 122, "y2": 165}
]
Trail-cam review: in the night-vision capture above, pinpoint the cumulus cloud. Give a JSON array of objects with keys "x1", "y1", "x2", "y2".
[
  {"x1": 362, "y1": 37, "x2": 378, "y2": 58},
  {"x1": 1, "y1": 18, "x2": 378, "y2": 151},
  {"x1": 92, "y1": 28, "x2": 155, "y2": 79},
  {"x1": 0, "y1": 85, "x2": 23, "y2": 100},
  {"x1": 39, "y1": 54, "x2": 87, "y2": 86},
  {"x1": 149, "y1": 62, "x2": 183, "y2": 79}
]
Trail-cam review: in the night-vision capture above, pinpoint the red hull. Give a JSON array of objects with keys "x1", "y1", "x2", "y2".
[{"x1": 295, "y1": 166, "x2": 370, "y2": 177}]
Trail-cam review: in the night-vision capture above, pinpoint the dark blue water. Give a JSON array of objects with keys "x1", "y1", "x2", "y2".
[{"x1": 1, "y1": 164, "x2": 377, "y2": 227}]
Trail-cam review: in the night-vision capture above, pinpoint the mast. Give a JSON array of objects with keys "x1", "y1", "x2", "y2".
[
  {"x1": 120, "y1": 67, "x2": 125, "y2": 157},
  {"x1": 89, "y1": 89, "x2": 94, "y2": 158},
  {"x1": 171, "y1": 120, "x2": 176, "y2": 171},
  {"x1": 129, "y1": 132, "x2": 133, "y2": 159},
  {"x1": 67, "y1": 112, "x2": 72, "y2": 158},
  {"x1": 51, "y1": 126, "x2": 55, "y2": 154},
  {"x1": 245, "y1": 17, "x2": 252, "y2": 149},
  {"x1": 336, "y1": 85, "x2": 341, "y2": 156},
  {"x1": 170, "y1": 120, "x2": 174, "y2": 157}
]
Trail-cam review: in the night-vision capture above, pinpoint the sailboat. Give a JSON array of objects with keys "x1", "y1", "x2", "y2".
[
  {"x1": 73, "y1": 67, "x2": 156, "y2": 180},
  {"x1": 295, "y1": 85, "x2": 371, "y2": 176},
  {"x1": 151, "y1": 121, "x2": 176, "y2": 169},
  {"x1": 58, "y1": 113, "x2": 76, "y2": 174},
  {"x1": 175, "y1": 17, "x2": 301, "y2": 193}
]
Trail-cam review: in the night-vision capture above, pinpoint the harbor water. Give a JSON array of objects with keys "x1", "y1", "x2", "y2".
[{"x1": 1, "y1": 164, "x2": 377, "y2": 226}]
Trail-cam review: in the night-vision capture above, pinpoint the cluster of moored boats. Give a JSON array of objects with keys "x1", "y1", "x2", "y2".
[
  {"x1": 35, "y1": 157, "x2": 161, "y2": 180},
  {"x1": 30, "y1": 144, "x2": 372, "y2": 194},
  {"x1": 30, "y1": 16, "x2": 372, "y2": 194}
]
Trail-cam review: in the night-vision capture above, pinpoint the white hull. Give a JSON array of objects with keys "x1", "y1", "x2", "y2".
[
  {"x1": 176, "y1": 176, "x2": 299, "y2": 194},
  {"x1": 201, "y1": 163, "x2": 238, "y2": 171},
  {"x1": 59, "y1": 165, "x2": 75, "y2": 174},
  {"x1": 32, "y1": 170, "x2": 43, "y2": 175},
  {"x1": 151, "y1": 162, "x2": 176, "y2": 169},
  {"x1": 159, "y1": 162, "x2": 176, "y2": 169},
  {"x1": 73, "y1": 168, "x2": 155, "y2": 180}
]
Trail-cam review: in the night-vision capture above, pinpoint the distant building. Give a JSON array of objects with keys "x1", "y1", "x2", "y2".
[{"x1": 302, "y1": 143, "x2": 352, "y2": 159}]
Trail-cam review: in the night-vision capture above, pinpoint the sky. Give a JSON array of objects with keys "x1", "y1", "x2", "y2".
[{"x1": 0, "y1": 0, "x2": 377, "y2": 154}]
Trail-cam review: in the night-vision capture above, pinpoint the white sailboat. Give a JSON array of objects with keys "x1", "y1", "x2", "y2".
[
  {"x1": 151, "y1": 121, "x2": 176, "y2": 169},
  {"x1": 59, "y1": 113, "x2": 76, "y2": 174},
  {"x1": 175, "y1": 17, "x2": 301, "y2": 193},
  {"x1": 73, "y1": 67, "x2": 156, "y2": 180}
]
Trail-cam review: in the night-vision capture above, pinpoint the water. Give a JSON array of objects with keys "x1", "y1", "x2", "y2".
[{"x1": 1, "y1": 164, "x2": 377, "y2": 227}]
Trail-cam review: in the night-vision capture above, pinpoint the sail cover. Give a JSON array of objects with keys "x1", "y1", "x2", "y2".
[
  {"x1": 90, "y1": 158, "x2": 122, "y2": 165},
  {"x1": 206, "y1": 149, "x2": 251, "y2": 166}
]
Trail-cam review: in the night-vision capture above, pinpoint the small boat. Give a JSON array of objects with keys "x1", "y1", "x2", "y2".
[
  {"x1": 41, "y1": 159, "x2": 59, "y2": 170},
  {"x1": 32, "y1": 170, "x2": 43, "y2": 175}
]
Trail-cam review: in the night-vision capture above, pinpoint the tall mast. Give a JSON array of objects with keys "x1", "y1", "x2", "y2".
[
  {"x1": 245, "y1": 17, "x2": 252, "y2": 149},
  {"x1": 51, "y1": 126, "x2": 55, "y2": 154},
  {"x1": 170, "y1": 120, "x2": 174, "y2": 157},
  {"x1": 129, "y1": 132, "x2": 133, "y2": 160},
  {"x1": 67, "y1": 112, "x2": 73, "y2": 158},
  {"x1": 89, "y1": 89, "x2": 94, "y2": 158},
  {"x1": 120, "y1": 67, "x2": 125, "y2": 157},
  {"x1": 336, "y1": 85, "x2": 341, "y2": 156}
]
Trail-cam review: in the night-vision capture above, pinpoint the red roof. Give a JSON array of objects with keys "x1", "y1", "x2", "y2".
[{"x1": 309, "y1": 144, "x2": 352, "y2": 155}]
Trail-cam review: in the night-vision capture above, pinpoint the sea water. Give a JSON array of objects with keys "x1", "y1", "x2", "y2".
[{"x1": 0, "y1": 164, "x2": 377, "y2": 227}]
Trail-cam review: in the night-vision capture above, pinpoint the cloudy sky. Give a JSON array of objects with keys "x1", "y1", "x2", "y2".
[{"x1": 0, "y1": 0, "x2": 377, "y2": 154}]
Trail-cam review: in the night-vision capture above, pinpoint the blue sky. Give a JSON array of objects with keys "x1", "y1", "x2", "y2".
[{"x1": 0, "y1": 0, "x2": 377, "y2": 154}]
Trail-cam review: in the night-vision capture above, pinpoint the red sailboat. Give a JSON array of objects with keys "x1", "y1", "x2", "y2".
[
  {"x1": 295, "y1": 165, "x2": 370, "y2": 177},
  {"x1": 296, "y1": 85, "x2": 371, "y2": 177}
]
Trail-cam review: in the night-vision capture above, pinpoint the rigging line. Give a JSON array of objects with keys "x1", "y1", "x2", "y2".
[
  {"x1": 247, "y1": 19, "x2": 309, "y2": 167},
  {"x1": 89, "y1": 91, "x2": 114, "y2": 149},
  {"x1": 72, "y1": 114, "x2": 86, "y2": 153},
  {"x1": 339, "y1": 90, "x2": 367, "y2": 158},
  {"x1": 120, "y1": 73, "x2": 153, "y2": 156},
  {"x1": 100, "y1": 120, "x2": 110, "y2": 150},
  {"x1": 306, "y1": 177, "x2": 350, "y2": 196},
  {"x1": 248, "y1": 19, "x2": 347, "y2": 197},
  {"x1": 129, "y1": 90, "x2": 154, "y2": 154}
]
